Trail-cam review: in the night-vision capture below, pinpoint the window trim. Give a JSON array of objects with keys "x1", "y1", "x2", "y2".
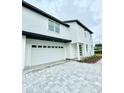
[
  {"x1": 48, "y1": 19, "x2": 54, "y2": 31},
  {"x1": 55, "y1": 22, "x2": 60, "y2": 33},
  {"x1": 48, "y1": 19, "x2": 60, "y2": 33}
]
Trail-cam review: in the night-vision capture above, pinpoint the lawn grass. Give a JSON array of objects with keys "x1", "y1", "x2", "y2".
[{"x1": 82, "y1": 54, "x2": 102, "y2": 64}]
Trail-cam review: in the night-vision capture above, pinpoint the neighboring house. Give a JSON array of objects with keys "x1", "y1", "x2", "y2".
[{"x1": 22, "y1": 1, "x2": 94, "y2": 69}]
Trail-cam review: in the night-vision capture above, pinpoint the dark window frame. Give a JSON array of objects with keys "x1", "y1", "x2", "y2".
[
  {"x1": 43, "y1": 45, "x2": 47, "y2": 48},
  {"x1": 32, "y1": 45, "x2": 37, "y2": 48},
  {"x1": 61, "y1": 46, "x2": 63, "y2": 48},
  {"x1": 48, "y1": 46, "x2": 51, "y2": 48},
  {"x1": 79, "y1": 45, "x2": 82, "y2": 56},
  {"x1": 38, "y1": 45, "x2": 42, "y2": 48}
]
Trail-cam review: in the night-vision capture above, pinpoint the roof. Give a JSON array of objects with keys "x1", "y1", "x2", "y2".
[
  {"x1": 22, "y1": 1, "x2": 69, "y2": 27},
  {"x1": 63, "y1": 20, "x2": 93, "y2": 34},
  {"x1": 22, "y1": 31, "x2": 72, "y2": 43}
]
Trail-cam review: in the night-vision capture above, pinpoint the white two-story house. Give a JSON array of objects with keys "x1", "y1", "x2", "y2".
[{"x1": 22, "y1": 1, "x2": 94, "y2": 69}]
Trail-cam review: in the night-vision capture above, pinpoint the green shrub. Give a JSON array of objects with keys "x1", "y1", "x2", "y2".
[
  {"x1": 82, "y1": 55, "x2": 102, "y2": 63},
  {"x1": 95, "y1": 50, "x2": 102, "y2": 54}
]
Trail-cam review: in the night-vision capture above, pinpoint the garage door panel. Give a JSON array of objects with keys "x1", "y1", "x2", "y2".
[{"x1": 31, "y1": 41, "x2": 65, "y2": 66}]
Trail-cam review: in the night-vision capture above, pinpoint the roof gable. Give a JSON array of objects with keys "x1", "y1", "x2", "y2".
[{"x1": 63, "y1": 20, "x2": 93, "y2": 34}]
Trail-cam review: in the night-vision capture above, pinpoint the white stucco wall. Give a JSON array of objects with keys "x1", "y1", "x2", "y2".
[
  {"x1": 22, "y1": 7, "x2": 70, "y2": 40},
  {"x1": 25, "y1": 40, "x2": 32, "y2": 67},
  {"x1": 65, "y1": 22, "x2": 94, "y2": 57},
  {"x1": 22, "y1": 36, "x2": 26, "y2": 69},
  {"x1": 65, "y1": 23, "x2": 78, "y2": 43},
  {"x1": 65, "y1": 43, "x2": 72, "y2": 58},
  {"x1": 71, "y1": 44, "x2": 78, "y2": 58}
]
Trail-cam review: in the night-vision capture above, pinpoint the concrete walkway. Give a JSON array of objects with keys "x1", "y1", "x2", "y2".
[{"x1": 23, "y1": 60, "x2": 102, "y2": 93}]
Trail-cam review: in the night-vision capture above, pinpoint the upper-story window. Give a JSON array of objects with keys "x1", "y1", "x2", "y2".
[
  {"x1": 84, "y1": 31, "x2": 87, "y2": 38},
  {"x1": 90, "y1": 34, "x2": 92, "y2": 39},
  {"x1": 55, "y1": 22, "x2": 60, "y2": 33},
  {"x1": 48, "y1": 19, "x2": 60, "y2": 33},
  {"x1": 48, "y1": 20, "x2": 54, "y2": 31}
]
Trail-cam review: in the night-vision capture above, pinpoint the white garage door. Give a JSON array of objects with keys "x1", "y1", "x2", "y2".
[{"x1": 31, "y1": 40, "x2": 65, "y2": 66}]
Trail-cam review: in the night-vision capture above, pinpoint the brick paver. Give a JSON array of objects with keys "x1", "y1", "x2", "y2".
[{"x1": 23, "y1": 60, "x2": 102, "y2": 93}]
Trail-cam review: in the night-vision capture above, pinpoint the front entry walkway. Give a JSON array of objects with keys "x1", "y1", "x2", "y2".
[{"x1": 23, "y1": 60, "x2": 102, "y2": 93}]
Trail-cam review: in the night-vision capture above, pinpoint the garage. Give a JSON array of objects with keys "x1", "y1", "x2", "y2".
[
  {"x1": 28, "y1": 39, "x2": 66, "y2": 66},
  {"x1": 23, "y1": 31, "x2": 71, "y2": 68}
]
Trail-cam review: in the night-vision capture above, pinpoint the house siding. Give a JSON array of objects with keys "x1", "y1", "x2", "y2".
[
  {"x1": 65, "y1": 22, "x2": 94, "y2": 57},
  {"x1": 22, "y1": 36, "x2": 26, "y2": 69},
  {"x1": 22, "y1": 7, "x2": 70, "y2": 40},
  {"x1": 71, "y1": 44, "x2": 78, "y2": 58},
  {"x1": 65, "y1": 23, "x2": 78, "y2": 43}
]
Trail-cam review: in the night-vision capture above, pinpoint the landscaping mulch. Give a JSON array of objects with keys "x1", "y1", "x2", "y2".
[{"x1": 82, "y1": 55, "x2": 102, "y2": 64}]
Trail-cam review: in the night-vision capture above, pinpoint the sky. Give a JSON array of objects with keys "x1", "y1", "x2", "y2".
[{"x1": 24, "y1": 0, "x2": 102, "y2": 44}]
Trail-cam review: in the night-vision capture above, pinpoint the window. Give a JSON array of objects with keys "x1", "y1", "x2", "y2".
[
  {"x1": 90, "y1": 34, "x2": 92, "y2": 39},
  {"x1": 48, "y1": 46, "x2": 51, "y2": 48},
  {"x1": 48, "y1": 19, "x2": 60, "y2": 33},
  {"x1": 38, "y1": 45, "x2": 42, "y2": 48},
  {"x1": 48, "y1": 20, "x2": 54, "y2": 31},
  {"x1": 84, "y1": 31, "x2": 86, "y2": 38},
  {"x1": 32, "y1": 45, "x2": 37, "y2": 48},
  {"x1": 55, "y1": 22, "x2": 60, "y2": 33},
  {"x1": 79, "y1": 45, "x2": 82, "y2": 56},
  {"x1": 43, "y1": 46, "x2": 47, "y2": 48},
  {"x1": 86, "y1": 44, "x2": 88, "y2": 52}
]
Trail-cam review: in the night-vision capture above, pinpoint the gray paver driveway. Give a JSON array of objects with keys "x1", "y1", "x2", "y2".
[{"x1": 23, "y1": 60, "x2": 102, "y2": 93}]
